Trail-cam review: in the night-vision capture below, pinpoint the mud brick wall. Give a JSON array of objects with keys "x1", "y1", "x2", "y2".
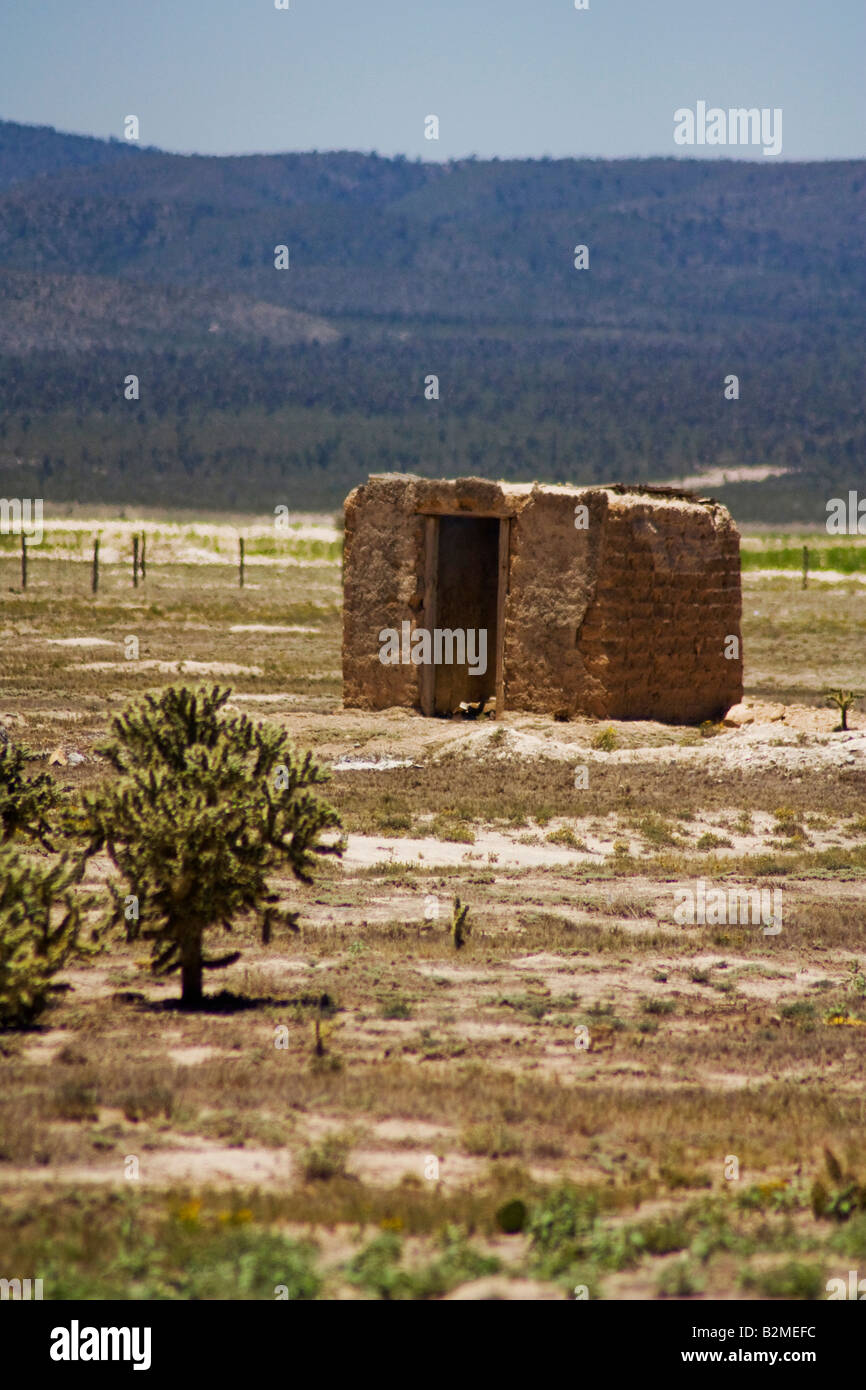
[
  {"x1": 342, "y1": 473, "x2": 425, "y2": 711},
  {"x1": 342, "y1": 475, "x2": 743, "y2": 723},
  {"x1": 574, "y1": 493, "x2": 743, "y2": 721},
  {"x1": 501, "y1": 487, "x2": 606, "y2": 717}
]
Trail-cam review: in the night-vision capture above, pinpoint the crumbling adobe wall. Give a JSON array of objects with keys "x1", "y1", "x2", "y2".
[
  {"x1": 342, "y1": 474, "x2": 424, "y2": 711},
  {"x1": 502, "y1": 487, "x2": 607, "y2": 716},
  {"x1": 342, "y1": 474, "x2": 743, "y2": 723},
  {"x1": 575, "y1": 492, "x2": 743, "y2": 721}
]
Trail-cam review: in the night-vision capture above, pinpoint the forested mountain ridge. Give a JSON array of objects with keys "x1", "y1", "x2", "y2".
[{"x1": 0, "y1": 119, "x2": 863, "y2": 516}]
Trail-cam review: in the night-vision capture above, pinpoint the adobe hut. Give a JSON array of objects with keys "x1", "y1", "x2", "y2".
[{"x1": 342, "y1": 474, "x2": 743, "y2": 723}]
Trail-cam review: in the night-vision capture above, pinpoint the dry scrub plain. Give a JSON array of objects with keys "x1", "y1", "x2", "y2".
[{"x1": 1, "y1": 514, "x2": 865, "y2": 1301}]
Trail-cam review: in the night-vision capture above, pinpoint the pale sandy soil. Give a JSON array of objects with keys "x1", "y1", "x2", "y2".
[
  {"x1": 744, "y1": 569, "x2": 866, "y2": 585},
  {"x1": 651, "y1": 465, "x2": 791, "y2": 489}
]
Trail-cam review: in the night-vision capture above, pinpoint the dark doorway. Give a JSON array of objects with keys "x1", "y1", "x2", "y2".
[{"x1": 423, "y1": 515, "x2": 502, "y2": 716}]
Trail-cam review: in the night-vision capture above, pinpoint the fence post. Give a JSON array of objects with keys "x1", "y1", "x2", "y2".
[
  {"x1": 140, "y1": 533, "x2": 147, "y2": 580},
  {"x1": 92, "y1": 537, "x2": 100, "y2": 594},
  {"x1": 20, "y1": 533, "x2": 27, "y2": 590},
  {"x1": 239, "y1": 537, "x2": 245, "y2": 589},
  {"x1": 132, "y1": 534, "x2": 139, "y2": 588},
  {"x1": 802, "y1": 545, "x2": 808, "y2": 589}
]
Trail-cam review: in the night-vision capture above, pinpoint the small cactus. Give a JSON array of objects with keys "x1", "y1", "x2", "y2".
[
  {"x1": 0, "y1": 841, "x2": 86, "y2": 1026},
  {"x1": 451, "y1": 895, "x2": 470, "y2": 950},
  {"x1": 826, "y1": 689, "x2": 860, "y2": 731}
]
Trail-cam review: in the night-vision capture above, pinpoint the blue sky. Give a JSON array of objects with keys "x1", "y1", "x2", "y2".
[{"x1": 2, "y1": 0, "x2": 863, "y2": 160}]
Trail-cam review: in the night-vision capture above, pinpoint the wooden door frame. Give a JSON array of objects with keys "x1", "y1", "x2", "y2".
[
  {"x1": 494, "y1": 517, "x2": 510, "y2": 719},
  {"x1": 418, "y1": 513, "x2": 510, "y2": 719},
  {"x1": 420, "y1": 516, "x2": 438, "y2": 716}
]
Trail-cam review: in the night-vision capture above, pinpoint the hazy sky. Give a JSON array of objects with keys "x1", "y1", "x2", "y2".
[{"x1": 2, "y1": 0, "x2": 863, "y2": 161}]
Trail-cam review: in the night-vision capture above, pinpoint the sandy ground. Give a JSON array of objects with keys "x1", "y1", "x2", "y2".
[
  {"x1": 2, "y1": 539, "x2": 865, "y2": 1298},
  {"x1": 744, "y1": 569, "x2": 866, "y2": 586}
]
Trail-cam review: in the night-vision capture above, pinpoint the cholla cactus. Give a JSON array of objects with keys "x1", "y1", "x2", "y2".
[
  {"x1": 0, "y1": 841, "x2": 85, "y2": 1027},
  {"x1": 451, "y1": 895, "x2": 470, "y2": 950},
  {"x1": 80, "y1": 685, "x2": 342, "y2": 1008},
  {"x1": 0, "y1": 742, "x2": 59, "y2": 847},
  {"x1": 826, "y1": 690, "x2": 861, "y2": 731}
]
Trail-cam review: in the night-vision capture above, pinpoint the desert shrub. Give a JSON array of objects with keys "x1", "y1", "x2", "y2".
[
  {"x1": 737, "y1": 1179, "x2": 800, "y2": 1215},
  {"x1": 495, "y1": 1198, "x2": 528, "y2": 1234},
  {"x1": 546, "y1": 826, "x2": 584, "y2": 849},
  {"x1": 462, "y1": 1122, "x2": 523, "y2": 1158},
  {"x1": 344, "y1": 1228, "x2": 498, "y2": 1300},
  {"x1": 811, "y1": 1180, "x2": 866, "y2": 1222},
  {"x1": 739, "y1": 1261, "x2": 824, "y2": 1299},
  {"x1": 299, "y1": 1131, "x2": 353, "y2": 1182},
  {"x1": 772, "y1": 806, "x2": 804, "y2": 837},
  {"x1": 810, "y1": 1147, "x2": 866, "y2": 1223},
  {"x1": 827, "y1": 1212, "x2": 866, "y2": 1260},
  {"x1": 0, "y1": 743, "x2": 59, "y2": 846},
  {"x1": 431, "y1": 815, "x2": 475, "y2": 844},
  {"x1": 659, "y1": 1165, "x2": 712, "y2": 1192},
  {"x1": 697, "y1": 832, "x2": 733, "y2": 851},
  {"x1": 780, "y1": 1000, "x2": 816, "y2": 1023},
  {"x1": 0, "y1": 841, "x2": 86, "y2": 1028},
  {"x1": 656, "y1": 1257, "x2": 705, "y2": 1297},
  {"x1": 634, "y1": 813, "x2": 679, "y2": 847},
  {"x1": 527, "y1": 1185, "x2": 601, "y2": 1279},
  {"x1": 55, "y1": 1224, "x2": 320, "y2": 1300},
  {"x1": 120, "y1": 1083, "x2": 176, "y2": 1123},
  {"x1": 642, "y1": 997, "x2": 676, "y2": 1016},
  {"x1": 846, "y1": 961, "x2": 866, "y2": 998},
  {"x1": 592, "y1": 727, "x2": 618, "y2": 752},
  {"x1": 380, "y1": 998, "x2": 412, "y2": 1020},
  {"x1": 637, "y1": 1215, "x2": 691, "y2": 1255},
  {"x1": 53, "y1": 1078, "x2": 100, "y2": 1122},
  {"x1": 376, "y1": 811, "x2": 413, "y2": 832}
]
